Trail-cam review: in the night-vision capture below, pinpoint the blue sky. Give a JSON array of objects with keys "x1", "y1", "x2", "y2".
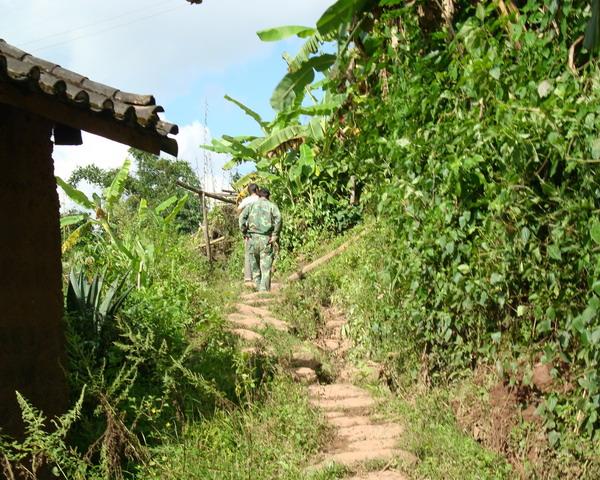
[
  {"x1": 170, "y1": 37, "x2": 304, "y2": 137},
  {"x1": 0, "y1": 0, "x2": 335, "y2": 192}
]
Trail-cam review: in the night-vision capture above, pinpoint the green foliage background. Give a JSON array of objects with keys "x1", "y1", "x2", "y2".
[{"x1": 211, "y1": 0, "x2": 600, "y2": 470}]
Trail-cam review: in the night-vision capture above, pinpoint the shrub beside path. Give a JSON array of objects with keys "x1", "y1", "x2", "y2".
[{"x1": 228, "y1": 283, "x2": 415, "y2": 479}]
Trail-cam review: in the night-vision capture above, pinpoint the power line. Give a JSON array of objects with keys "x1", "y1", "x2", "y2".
[
  {"x1": 203, "y1": 99, "x2": 210, "y2": 191},
  {"x1": 16, "y1": 0, "x2": 177, "y2": 48},
  {"x1": 30, "y1": 4, "x2": 186, "y2": 54}
]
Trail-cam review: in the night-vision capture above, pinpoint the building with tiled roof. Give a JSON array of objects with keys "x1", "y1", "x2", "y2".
[
  {"x1": 0, "y1": 38, "x2": 179, "y2": 442},
  {"x1": 0, "y1": 39, "x2": 178, "y2": 155}
]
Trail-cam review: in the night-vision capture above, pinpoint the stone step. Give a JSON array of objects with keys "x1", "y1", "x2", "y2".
[
  {"x1": 290, "y1": 347, "x2": 322, "y2": 370},
  {"x1": 245, "y1": 297, "x2": 276, "y2": 307},
  {"x1": 311, "y1": 395, "x2": 376, "y2": 411},
  {"x1": 235, "y1": 303, "x2": 273, "y2": 318},
  {"x1": 230, "y1": 310, "x2": 279, "y2": 325},
  {"x1": 337, "y1": 423, "x2": 404, "y2": 443},
  {"x1": 325, "y1": 319, "x2": 346, "y2": 330},
  {"x1": 346, "y1": 471, "x2": 408, "y2": 480},
  {"x1": 329, "y1": 415, "x2": 372, "y2": 428},
  {"x1": 293, "y1": 367, "x2": 318, "y2": 384},
  {"x1": 240, "y1": 291, "x2": 275, "y2": 302},
  {"x1": 309, "y1": 383, "x2": 369, "y2": 400},
  {"x1": 228, "y1": 313, "x2": 289, "y2": 332},
  {"x1": 229, "y1": 328, "x2": 263, "y2": 342},
  {"x1": 314, "y1": 448, "x2": 398, "y2": 470}
]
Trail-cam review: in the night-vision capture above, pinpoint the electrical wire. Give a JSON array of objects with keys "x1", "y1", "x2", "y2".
[
  {"x1": 16, "y1": 0, "x2": 178, "y2": 48},
  {"x1": 31, "y1": 4, "x2": 187, "y2": 54}
]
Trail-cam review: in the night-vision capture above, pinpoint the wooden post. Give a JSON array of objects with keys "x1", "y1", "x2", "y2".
[{"x1": 202, "y1": 192, "x2": 212, "y2": 262}]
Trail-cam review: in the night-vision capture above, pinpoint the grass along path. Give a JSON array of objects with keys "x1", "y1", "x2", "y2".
[{"x1": 228, "y1": 284, "x2": 415, "y2": 479}]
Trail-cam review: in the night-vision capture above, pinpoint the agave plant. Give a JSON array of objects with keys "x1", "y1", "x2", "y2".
[{"x1": 66, "y1": 270, "x2": 132, "y2": 358}]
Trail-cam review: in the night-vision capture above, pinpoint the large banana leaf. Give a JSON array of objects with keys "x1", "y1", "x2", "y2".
[
  {"x1": 270, "y1": 65, "x2": 315, "y2": 111},
  {"x1": 257, "y1": 25, "x2": 315, "y2": 41},
  {"x1": 289, "y1": 146, "x2": 316, "y2": 185},
  {"x1": 223, "y1": 135, "x2": 262, "y2": 159},
  {"x1": 222, "y1": 134, "x2": 258, "y2": 142},
  {"x1": 271, "y1": 54, "x2": 336, "y2": 111},
  {"x1": 56, "y1": 176, "x2": 94, "y2": 210},
  {"x1": 224, "y1": 95, "x2": 269, "y2": 132},
  {"x1": 202, "y1": 137, "x2": 258, "y2": 159},
  {"x1": 306, "y1": 117, "x2": 326, "y2": 141},
  {"x1": 164, "y1": 194, "x2": 188, "y2": 225},
  {"x1": 286, "y1": 33, "x2": 323, "y2": 72},
  {"x1": 299, "y1": 94, "x2": 347, "y2": 116},
  {"x1": 232, "y1": 172, "x2": 259, "y2": 190},
  {"x1": 257, "y1": 125, "x2": 308, "y2": 155},
  {"x1": 306, "y1": 53, "x2": 337, "y2": 72},
  {"x1": 316, "y1": 0, "x2": 370, "y2": 36},
  {"x1": 60, "y1": 214, "x2": 88, "y2": 228},
  {"x1": 137, "y1": 198, "x2": 149, "y2": 222},
  {"x1": 104, "y1": 158, "x2": 131, "y2": 213},
  {"x1": 299, "y1": 143, "x2": 316, "y2": 177},
  {"x1": 222, "y1": 158, "x2": 239, "y2": 170},
  {"x1": 154, "y1": 195, "x2": 178, "y2": 214},
  {"x1": 201, "y1": 139, "x2": 232, "y2": 154}
]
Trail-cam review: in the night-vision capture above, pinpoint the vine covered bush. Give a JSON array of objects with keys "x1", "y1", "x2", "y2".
[{"x1": 214, "y1": 0, "x2": 600, "y2": 468}]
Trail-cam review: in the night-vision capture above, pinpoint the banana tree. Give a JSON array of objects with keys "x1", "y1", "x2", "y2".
[
  {"x1": 58, "y1": 158, "x2": 132, "y2": 255},
  {"x1": 202, "y1": 0, "x2": 377, "y2": 206},
  {"x1": 58, "y1": 159, "x2": 188, "y2": 287}
]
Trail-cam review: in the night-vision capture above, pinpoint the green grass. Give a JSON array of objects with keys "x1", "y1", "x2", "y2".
[
  {"x1": 374, "y1": 386, "x2": 514, "y2": 480},
  {"x1": 139, "y1": 377, "x2": 331, "y2": 480}
]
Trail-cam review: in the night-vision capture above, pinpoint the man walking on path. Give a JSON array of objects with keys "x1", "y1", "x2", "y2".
[
  {"x1": 239, "y1": 187, "x2": 281, "y2": 292},
  {"x1": 237, "y1": 183, "x2": 260, "y2": 283}
]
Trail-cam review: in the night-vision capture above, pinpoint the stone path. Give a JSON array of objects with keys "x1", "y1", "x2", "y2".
[{"x1": 228, "y1": 283, "x2": 414, "y2": 479}]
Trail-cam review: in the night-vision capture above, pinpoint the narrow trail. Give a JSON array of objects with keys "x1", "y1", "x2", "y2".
[{"x1": 228, "y1": 283, "x2": 416, "y2": 479}]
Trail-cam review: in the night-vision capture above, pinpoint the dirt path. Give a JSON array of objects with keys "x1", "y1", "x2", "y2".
[{"x1": 228, "y1": 284, "x2": 415, "y2": 479}]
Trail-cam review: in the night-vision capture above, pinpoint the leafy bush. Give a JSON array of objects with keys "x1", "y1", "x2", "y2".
[{"x1": 344, "y1": 3, "x2": 600, "y2": 447}]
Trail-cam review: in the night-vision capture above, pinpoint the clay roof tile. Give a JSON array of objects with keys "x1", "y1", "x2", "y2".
[{"x1": 0, "y1": 38, "x2": 177, "y2": 156}]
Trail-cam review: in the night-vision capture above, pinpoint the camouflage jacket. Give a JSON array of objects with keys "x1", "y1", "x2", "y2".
[{"x1": 239, "y1": 198, "x2": 282, "y2": 238}]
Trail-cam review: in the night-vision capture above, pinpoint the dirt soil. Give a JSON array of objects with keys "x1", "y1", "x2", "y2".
[{"x1": 451, "y1": 364, "x2": 556, "y2": 479}]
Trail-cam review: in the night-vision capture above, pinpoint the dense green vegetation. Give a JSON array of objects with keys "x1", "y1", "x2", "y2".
[
  {"x1": 1, "y1": 152, "x2": 248, "y2": 478},
  {"x1": 68, "y1": 149, "x2": 203, "y2": 233},
  {"x1": 209, "y1": 0, "x2": 600, "y2": 476},
  {"x1": 139, "y1": 378, "x2": 328, "y2": 480}
]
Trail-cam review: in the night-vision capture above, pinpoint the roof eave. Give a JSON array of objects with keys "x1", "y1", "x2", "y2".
[{"x1": 0, "y1": 81, "x2": 177, "y2": 156}]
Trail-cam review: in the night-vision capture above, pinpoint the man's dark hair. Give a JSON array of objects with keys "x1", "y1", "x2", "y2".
[
  {"x1": 248, "y1": 183, "x2": 258, "y2": 194},
  {"x1": 258, "y1": 187, "x2": 270, "y2": 199}
]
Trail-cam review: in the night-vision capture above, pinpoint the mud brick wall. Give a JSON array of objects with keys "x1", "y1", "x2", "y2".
[{"x1": 0, "y1": 103, "x2": 67, "y2": 438}]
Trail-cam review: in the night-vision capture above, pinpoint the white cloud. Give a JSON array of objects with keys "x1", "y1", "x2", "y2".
[
  {"x1": 53, "y1": 133, "x2": 129, "y2": 209},
  {"x1": 53, "y1": 122, "x2": 232, "y2": 208},
  {"x1": 53, "y1": 133, "x2": 129, "y2": 181},
  {"x1": 2, "y1": 0, "x2": 335, "y2": 101},
  {"x1": 165, "y1": 120, "x2": 233, "y2": 193}
]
